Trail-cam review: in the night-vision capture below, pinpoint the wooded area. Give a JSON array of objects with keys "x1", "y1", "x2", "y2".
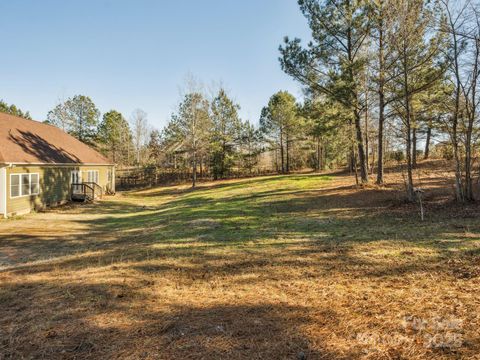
[
  {"x1": 2, "y1": 0, "x2": 480, "y2": 201},
  {"x1": 3, "y1": 1, "x2": 480, "y2": 359}
]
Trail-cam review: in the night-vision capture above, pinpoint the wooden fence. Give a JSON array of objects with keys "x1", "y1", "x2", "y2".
[{"x1": 115, "y1": 167, "x2": 278, "y2": 190}]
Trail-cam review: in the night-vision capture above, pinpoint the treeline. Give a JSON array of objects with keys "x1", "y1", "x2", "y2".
[
  {"x1": 0, "y1": 96, "x2": 150, "y2": 167},
  {"x1": 278, "y1": 0, "x2": 480, "y2": 202},
  {"x1": 4, "y1": 0, "x2": 480, "y2": 202},
  {"x1": 0, "y1": 100, "x2": 32, "y2": 120},
  {"x1": 45, "y1": 95, "x2": 152, "y2": 167},
  {"x1": 158, "y1": 85, "x2": 353, "y2": 185},
  {"x1": 158, "y1": 87, "x2": 263, "y2": 186},
  {"x1": 43, "y1": 92, "x2": 266, "y2": 184},
  {"x1": 157, "y1": 0, "x2": 480, "y2": 201}
]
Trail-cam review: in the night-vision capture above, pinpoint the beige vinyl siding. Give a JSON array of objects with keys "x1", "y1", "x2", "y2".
[
  {"x1": 6, "y1": 165, "x2": 114, "y2": 216},
  {"x1": 0, "y1": 167, "x2": 6, "y2": 217}
]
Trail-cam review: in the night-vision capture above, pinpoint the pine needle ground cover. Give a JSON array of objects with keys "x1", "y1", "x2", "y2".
[{"x1": 1, "y1": 162, "x2": 479, "y2": 359}]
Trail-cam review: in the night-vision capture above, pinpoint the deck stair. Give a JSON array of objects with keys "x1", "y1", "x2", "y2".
[{"x1": 71, "y1": 183, "x2": 103, "y2": 202}]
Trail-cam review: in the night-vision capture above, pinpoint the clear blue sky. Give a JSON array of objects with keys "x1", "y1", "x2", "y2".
[{"x1": 1, "y1": 0, "x2": 311, "y2": 130}]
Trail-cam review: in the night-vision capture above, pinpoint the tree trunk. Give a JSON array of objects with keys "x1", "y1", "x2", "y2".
[
  {"x1": 317, "y1": 136, "x2": 322, "y2": 171},
  {"x1": 377, "y1": 99, "x2": 385, "y2": 184},
  {"x1": 371, "y1": 141, "x2": 376, "y2": 175},
  {"x1": 464, "y1": 88, "x2": 476, "y2": 202},
  {"x1": 465, "y1": 131, "x2": 473, "y2": 201},
  {"x1": 403, "y1": 50, "x2": 415, "y2": 202},
  {"x1": 286, "y1": 133, "x2": 290, "y2": 173},
  {"x1": 349, "y1": 147, "x2": 355, "y2": 173},
  {"x1": 354, "y1": 109, "x2": 369, "y2": 183},
  {"x1": 221, "y1": 141, "x2": 226, "y2": 179},
  {"x1": 274, "y1": 148, "x2": 278, "y2": 172},
  {"x1": 324, "y1": 145, "x2": 327, "y2": 169},
  {"x1": 365, "y1": 87, "x2": 369, "y2": 171},
  {"x1": 346, "y1": 20, "x2": 368, "y2": 184},
  {"x1": 376, "y1": 13, "x2": 385, "y2": 185},
  {"x1": 112, "y1": 140, "x2": 117, "y2": 164},
  {"x1": 280, "y1": 129, "x2": 285, "y2": 174},
  {"x1": 353, "y1": 145, "x2": 359, "y2": 186},
  {"x1": 405, "y1": 126, "x2": 415, "y2": 202},
  {"x1": 450, "y1": 13, "x2": 464, "y2": 202},
  {"x1": 424, "y1": 126, "x2": 431, "y2": 160},
  {"x1": 453, "y1": 106, "x2": 464, "y2": 202},
  {"x1": 320, "y1": 144, "x2": 324, "y2": 171},
  {"x1": 192, "y1": 149, "x2": 197, "y2": 188},
  {"x1": 464, "y1": 35, "x2": 479, "y2": 202},
  {"x1": 412, "y1": 127, "x2": 417, "y2": 168}
]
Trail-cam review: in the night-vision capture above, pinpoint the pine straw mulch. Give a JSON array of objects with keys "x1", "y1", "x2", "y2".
[{"x1": 0, "y1": 160, "x2": 479, "y2": 359}]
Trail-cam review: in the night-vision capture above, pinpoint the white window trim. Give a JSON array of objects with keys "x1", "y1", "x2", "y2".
[
  {"x1": 86, "y1": 170, "x2": 99, "y2": 184},
  {"x1": 10, "y1": 173, "x2": 40, "y2": 198},
  {"x1": 30, "y1": 173, "x2": 40, "y2": 196},
  {"x1": 10, "y1": 174, "x2": 20, "y2": 198},
  {"x1": 71, "y1": 170, "x2": 82, "y2": 184}
]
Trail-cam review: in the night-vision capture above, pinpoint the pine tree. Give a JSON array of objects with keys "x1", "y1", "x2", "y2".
[
  {"x1": 47, "y1": 95, "x2": 100, "y2": 145},
  {"x1": 0, "y1": 100, "x2": 32, "y2": 120},
  {"x1": 387, "y1": 0, "x2": 445, "y2": 201},
  {"x1": 148, "y1": 130, "x2": 163, "y2": 165},
  {"x1": 280, "y1": 0, "x2": 371, "y2": 183},
  {"x1": 239, "y1": 120, "x2": 262, "y2": 174},
  {"x1": 301, "y1": 96, "x2": 350, "y2": 171},
  {"x1": 97, "y1": 110, "x2": 132, "y2": 164},
  {"x1": 210, "y1": 89, "x2": 242, "y2": 179},
  {"x1": 169, "y1": 92, "x2": 211, "y2": 188},
  {"x1": 260, "y1": 91, "x2": 298, "y2": 174}
]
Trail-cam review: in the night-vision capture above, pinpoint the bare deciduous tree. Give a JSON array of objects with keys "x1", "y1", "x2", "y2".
[
  {"x1": 440, "y1": 0, "x2": 480, "y2": 201},
  {"x1": 130, "y1": 109, "x2": 150, "y2": 165}
]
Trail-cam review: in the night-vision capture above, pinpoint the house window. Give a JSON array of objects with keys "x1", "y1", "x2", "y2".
[
  {"x1": 10, "y1": 174, "x2": 20, "y2": 198},
  {"x1": 10, "y1": 173, "x2": 40, "y2": 198},
  {"x1": 71, "y1": 170, "x2": 82, "y2": 193},
  {"x1": 71, "y1": 170, "x2": 81, "y2": 184},
  {"x1": 87, "y1": 170, "x2": 99, "y2": 184},
  {"x1": 21, "y1": 174, "x2": 30, "y2": 196},
  {"x1": 30, "y1": 174, "x2": 39, "y2": 195}
]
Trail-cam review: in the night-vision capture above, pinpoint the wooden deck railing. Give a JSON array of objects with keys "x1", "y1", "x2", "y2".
[
  {"x1": 82, "y1": 182, "x2": 103, "y2": 199},
  {"x1": 71, "y1": 182, "x2": 102, "y2": 202}
]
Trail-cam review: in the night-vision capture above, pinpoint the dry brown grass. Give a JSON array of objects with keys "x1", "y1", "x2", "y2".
[{"x1": 0, "y1": 160, "x2": 479, "y2": 359}]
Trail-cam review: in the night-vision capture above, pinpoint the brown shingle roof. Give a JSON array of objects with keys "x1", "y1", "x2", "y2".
[{"x1": 0, "y1": 112, "x2": 112, "y2": 165}]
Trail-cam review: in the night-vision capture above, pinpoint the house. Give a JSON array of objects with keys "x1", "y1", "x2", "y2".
[{"x1": 0, "y1": 113, "x2": 115, "y2": 218}]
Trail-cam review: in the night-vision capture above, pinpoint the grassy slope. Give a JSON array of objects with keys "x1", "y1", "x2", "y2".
[{"x1": 0, "y1": 169, "x2": 479, "y2": 359}]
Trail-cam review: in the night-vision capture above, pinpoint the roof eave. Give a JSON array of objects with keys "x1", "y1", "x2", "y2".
[{"x1": 3, "y1": 162, "x2": 115, "y2": 166}]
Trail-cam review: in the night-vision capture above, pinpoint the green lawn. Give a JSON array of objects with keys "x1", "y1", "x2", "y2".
[{"x1": 0, "y1": 172, "x2": 479, "y2": 359}]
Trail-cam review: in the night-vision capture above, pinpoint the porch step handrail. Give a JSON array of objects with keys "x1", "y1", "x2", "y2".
[
  {"x1": 82, "y1": 182, "x2": 103, "y2": 199},
  {"x1": 71, "y1": 183, "x2": 95, "y2": 202}
]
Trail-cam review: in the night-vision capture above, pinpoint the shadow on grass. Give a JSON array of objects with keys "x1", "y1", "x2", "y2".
[
  {"x1": 1, "y1": 174, "x2": 479, "y2": 276},
  {"x1": 129, "y1": 173, "x2": 333, "y2": 198},
  {"x1": 1, "y1": 172, "x2": 480, "y2": 358},
  {"x1": 0, "y1": 277, "x2": 352, "y2": 359}
]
